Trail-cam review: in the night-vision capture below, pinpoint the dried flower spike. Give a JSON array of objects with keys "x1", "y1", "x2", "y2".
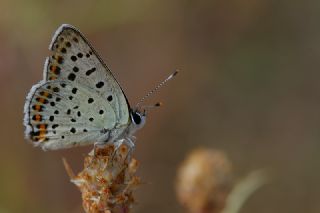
[
  {"x1": 176, "y1": 148, "x2": 233, "y2": 213},
  {"x1": 63, "y1": 143, "x2": 140, "y2": 213}
]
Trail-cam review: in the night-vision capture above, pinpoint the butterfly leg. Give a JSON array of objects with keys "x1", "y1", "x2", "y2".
[
  {"x1": 92, "y1": 142, "x2": 106, "y2": 156},
  {"x1": 109, "y1": 139, "x2": 125, "y2": 162},
  {"x1": 126, "y1": 136, "x2": 136, "y2": 152},
  {"x1": 91, "y1": 131, "x2": 112, "y2": 156},
  {"x1": 123, "y1": 136, "x2": 136, "y2": 162},
  {"x1": 109, "y1": 137, "x2": 135, "y2": 163}
]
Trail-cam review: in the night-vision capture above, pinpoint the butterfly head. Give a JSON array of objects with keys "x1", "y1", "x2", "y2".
[
  {"x1": 130, "y1": 109, "x2": 146, "y2": 130},
  {"x1": 129, "y1": 102, "x2": 161, "y2": 132}
]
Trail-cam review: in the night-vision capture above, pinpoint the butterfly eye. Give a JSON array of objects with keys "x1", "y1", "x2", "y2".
[{"x1": 131, "y1": 111, "x2": 142, "y2": 125}]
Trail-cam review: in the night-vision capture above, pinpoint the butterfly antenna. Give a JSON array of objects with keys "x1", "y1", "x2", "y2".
[{"x1": 136, "y1": 70, "x2": 179, "y2": 108}]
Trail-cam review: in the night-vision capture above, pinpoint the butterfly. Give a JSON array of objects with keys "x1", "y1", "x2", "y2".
[{"x1": 23, "y1": 24, "x2": 177, "y2": 151}]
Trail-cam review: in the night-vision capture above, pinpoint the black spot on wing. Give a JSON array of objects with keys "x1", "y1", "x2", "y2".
[
  {"x1": 86, "y1": 67, "x2": 96, "y2": 76},
  {"x1": 53, "y1": 87, "x2": 60, "y2": 92},
  {"x1": 88, "y1": 98, "x2": 94, "y2": 104},
  {"x1": 73, "y1": 66, "x2": 79, "y2": 72},
  {"x1": 68, "y1": 73, "x2": 76, "y2": 81},
  {"x1": 96, "y1": 81, "x2": 104, "y2": 88},
  {"x1": 72, "y1": 88, "x2": 78, "y2": 94},
  {"x1": 71, "y1": 55, "x2": 77, "y2": 61}
]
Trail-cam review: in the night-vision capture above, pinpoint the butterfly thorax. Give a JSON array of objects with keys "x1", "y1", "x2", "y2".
[{"x1": 97, "y1": 110, "x2": 145, "y2": 145}]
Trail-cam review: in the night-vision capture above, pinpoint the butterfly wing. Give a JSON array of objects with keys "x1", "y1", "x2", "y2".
[
  {"x1": 24, "y1": 24, "x2": 130, "y2": 150},
  {"x1": 24, "y1": 80, "x2": 119, "y2": 150},
  {"x1": 45, "y1": 24, "x2": 129, "y2": 125}
]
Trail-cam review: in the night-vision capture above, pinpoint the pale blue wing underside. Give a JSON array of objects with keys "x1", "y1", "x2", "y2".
[
  {"x1": 24, "y1": 24, "x2": 130, "y2": 150},
  {"x1": 46, "y1": 24, "x2": 129, "y2": 124}
]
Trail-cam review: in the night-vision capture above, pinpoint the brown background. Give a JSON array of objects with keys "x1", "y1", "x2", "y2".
[{"x1": 1, "y1": 0, "x2": 319, "y2": 212}]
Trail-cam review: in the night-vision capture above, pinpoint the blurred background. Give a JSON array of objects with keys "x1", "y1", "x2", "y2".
[{"x1": 1, "y1": 0, "x2": 320, "y2": 212}]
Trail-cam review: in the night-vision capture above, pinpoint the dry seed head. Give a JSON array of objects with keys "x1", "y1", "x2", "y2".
[
  {"x1": 176, "y1": 148, "x2": 233, "y2": 213},
  {"x1": 64, "y1": 144, "x2": 140, "y2": 213}
]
